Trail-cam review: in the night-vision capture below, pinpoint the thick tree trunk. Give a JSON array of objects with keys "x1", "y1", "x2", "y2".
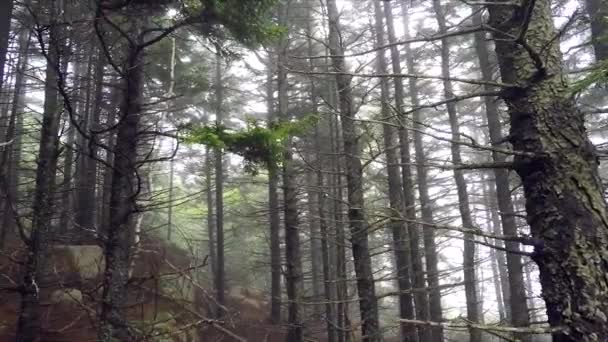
[
  {"x1": 431, "y1": 0, "x2": 481, "y2": 340},
  {"x1": 372, "y1": 2, "x2": 417, "y2": 341},
  {"x1": 326, "y1": 0, "x2": 380, "y2": 340},
  {"x1": 488, "y1": 0, "x2": 608, "y2": 340},
  {"x1": 472, "y1": 11, "x2": 531, "y2": 336},
  {"x1": 98, "y1": 27, "x2": 144, "y2": 341},
  {"x1": 16, "y1": 6, "x2": 62, "y2": 340},
  {"x1": 400, "y1": 4, "x2": 444, "y2": 342},
  {"x1": 266, "y1": 51, "x2": 282, "y2": 324}
]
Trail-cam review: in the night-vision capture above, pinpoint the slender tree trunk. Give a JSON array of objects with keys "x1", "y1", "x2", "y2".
[
  {"x1": 213, "y1": 50, "x2": 226, "y2": 316},
  {"x1": 371, "y1": 2, "x2": 417, "y2": 341},
  {"x1": 16, "y1": 5, "x2": 62, "y2": 340},
  {"x1": 431, "y1": 1, "x2": 480, "y2": 340},
  {"x1": 383, "y1": 2, "x2": 431, "y2": 341},
  {"x1": 0, "y1": 29, "x2": 29, "y2": 248},
  {"x1": 98, "y1": 23, "x2": 144, "y2": 341},
  {"x1": 326, "y1": 0, "x2": 380, "y2": 340},
  {"x1": 316, "y1": 122, "x2": 337, "y2": 342},
  {"x1": 483, "y1": 180, "x2": 507, "y2": 322},
  {"x1": 0, "y1": 0, "x2": 14, "y2": 92},
  {"x1": 205, "y1": 145, "x2": 217, "y2": 317},
  {"x1": 488, "y1": 0, "x2": 608, "y2": 340},
  {"x1": 266, "y1": 51, "x2": 282, "y2": 324},
  {"x1": 277, "y1": 6, "x2": 304, "y2": 339},
  {"x1": 74, "y1": 46, "x2": 105, "y2": 237},
  {"x1": 472, "y1": 10, "x2": 531, "y2": 336},
  {"x1": 401, "y1": 4, "x2": 444, "y2": 341}
]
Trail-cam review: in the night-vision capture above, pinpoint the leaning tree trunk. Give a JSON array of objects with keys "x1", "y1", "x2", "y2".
[
  {"x1": 488, "y1": 0, "x2": 608, "y2": 340},
  {"x1": 401, "y1": 4, "x2": 444, "y2": 342},
  {"x1": 371, "y1": 2, "x2": 418, "y2": 341},
  {"x1": 326, "y1": 0, "x2": 380, "y2": 340},
  {"x1": 431, "y1": 0, "x2": 481, "y2": 340},
  {"x1": 472, "y1": 9, "x2": 530, "y2": 338}
]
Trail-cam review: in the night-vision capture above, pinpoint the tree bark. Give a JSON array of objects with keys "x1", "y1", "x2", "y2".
[
  {"x1": 488, "y1": 0, "x2": 608, "y2": 340},
  {"x1": 0, "y1": 29, "x2": 29, "y2": 248},
  {"x1": 98, "y1": 23, "x2": 144, "y2": 341},
  {"x1": 266, "y1": 50, "x2": 282, "y2": 324},
  {"x1": 372, "y1": 2, "x2": 418, "y2": 341},
  {"x1": 326, "y1": 0, "x2": 380, "y2": 340},
  {"x1": 16, "y1": 5, "x2": 62, "y2": 340},
  {"x1": 277, "y1": 5, "x2": 303, "y2": 339},
  {"x1": 431, "y1": 0, "x2": 481, "y2": 340},
  {"x1": 213, "y1": 50, "x2": 226, "y2": 317},
  {"x1": 472, "y1": 9, "x2": 531, "y2": 337},
  {"x1": 0, "y1": 0, "x2": 14, "y2": 91},
  {"x1": 400, "y1": 4, "x2": 444, "y2": 341}
]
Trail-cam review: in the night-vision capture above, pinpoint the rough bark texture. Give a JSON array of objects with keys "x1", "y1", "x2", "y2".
[
  {"x1": 488, "y1": 0, "x2": 608, "y2": 340},
  {"x1": 372, "y1": 2, "x2": 418, "y2": 341},
  {"x1": 401, "y1": 4, "x2": 443, "y2": 342},
  {"x1": 326, "y1": 0, "x2": 380, "y2": 340},
  {"x1": 98, "y1": 26, "x2": 144, "y2": 341},
  {"x1": 432, "y1": 0, "x2": 481, "y2": 340},
  {"x1": 472, "y1": 9, "x2": 530, "y2": 336}
]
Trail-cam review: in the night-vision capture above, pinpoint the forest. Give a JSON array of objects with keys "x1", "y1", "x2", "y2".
[{"x1": 0, "y1": 0, "x2": 607, "y2": 341}]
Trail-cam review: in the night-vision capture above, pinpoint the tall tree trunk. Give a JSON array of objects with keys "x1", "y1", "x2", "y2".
[
  {"x1": 401, "y1": 4, "x2": 444, "y2": 341},
  {"x1": 488, "y1": 0, "x2": 608, "y2": 340},
  {"x1": 277, "y1": 5, "x2": 303, "y2": 339},
  {"x1": 205, "y1": 145, "x2": 216, "y2": 303},
  {"x1": 98, "y1": 23, "x2": 144, "y2": 341},
  {"x1": 431, "y1": 1, "x2": 481, "y2": 340},
  {"x1": 16, "y1": 5, "x2": 62, "y2": 340},
  {"x1": 326, "y1": 0, "x2": 380, "y2": 340},
  {"x1": 383, "y1": 1, "x2": 431, "y2": 341},
  {"x1": 0, "y1": 0, "x2": 14, "y2": 92},
  {"x1": 371, "y1": 2, "x2": 417, "y2": 341},
  {"x1": 305, "y1": 6, "x2": 323, "y2": 318},
  {"x1": 213, "y1": 50, "x2": 226, "y2": 317},
  {"x1": 74, "y1": 46, "x2": 105, "y2": 237},
  {"x1": 266, "y1": 50, "x2": 282, "y2": 324},
  {"x1": 585, "y1": 0, "x2": 608, "y2": 61},
  {"x1": 0, "y1": 29, "x2": 29, "y2": 248},
  {"x1": 316, "y1": 121, "x2": 337, "y2": 342},
  {"x1": 472, "y1": 10, "x2": 531, "y2": 336},
  {"x1": 483, "y1": 180, "x2": 507, "y2": 322}
]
